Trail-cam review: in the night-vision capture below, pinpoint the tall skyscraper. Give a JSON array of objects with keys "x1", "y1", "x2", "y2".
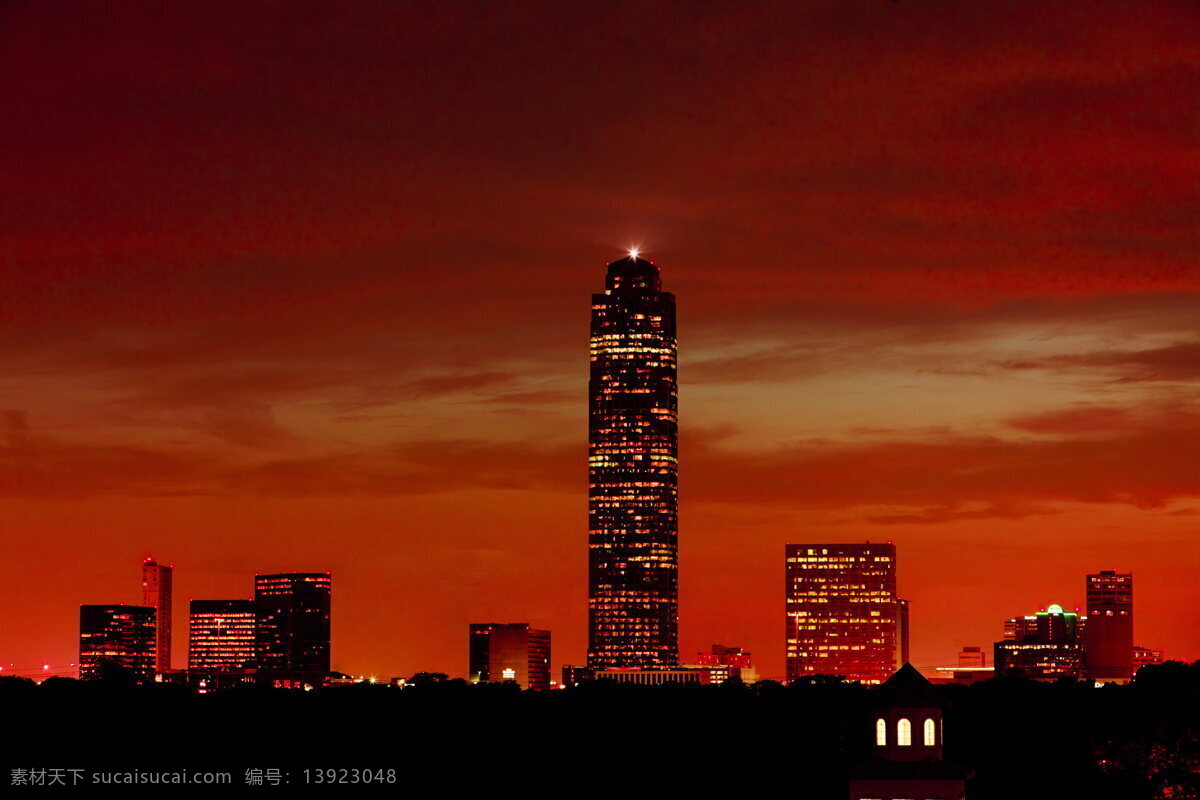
[
  {"x1": 254, "y1": 573, "x2": 331, "y2": 674},
  {"x1": 141, "y1": 557, "x2": 173, "y2": 673},
  {"x1": 1084, "y1": 570, "x2": 1133, "y2": 682},
  {"x1": 189, "y1": 599, "x2": 256, "y2": 672},
  {"x1": 468, "y1": 623, "x2": 551, "y2": 691},
  {"x1": 79, "y1": 604, "x2": 157, "y2": 681},
  {"x1": 785, "y1": 543, "x2": 902, "y2": 685},
  {"x1": 587, "y1": 253, "x2": 679, "y2": 669}
]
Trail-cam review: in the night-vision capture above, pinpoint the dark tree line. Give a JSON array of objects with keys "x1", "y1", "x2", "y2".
[{"x1": 2, "y1": 661, "x2": 1198, "y2": 799}]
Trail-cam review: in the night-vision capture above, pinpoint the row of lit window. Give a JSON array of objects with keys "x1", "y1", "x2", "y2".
[
  {"x1": 591, "y1": 331, "x2": 670, "y2": 339},
  {"x1": 590, "y1": 455, "x2": 677, "y2": 463},
  {"x1": 792, "y1": 622, "x2": 896, "y2": 630},
  {"x1": 876, "y1": 718, "x2": 936, "y2": 747},
  {"x1": 591, "y1": 422, "x2": 676, "y2": 431},
  {"x1": 590, "y1": 623, "x2": 676, "y2": 630},
  {"x1": 591, "y1": 609, "x2": 677, "y2": 617},
  {"x1": 788, "y1": 549, "x2": 893, "y2": 558},
  {"x1": 590, "y1": 346, "x2": 675, "y2": 356},
  {"x1": 786, "y1": 594, "x2": 894, "y2": 601}
]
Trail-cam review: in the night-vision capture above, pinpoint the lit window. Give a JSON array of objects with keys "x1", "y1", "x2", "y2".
[
  {"x1": 924, "y1": 717, "x2": 936, "y2": 746},
  {"x1": 875, "y1": 717, "x2": 886, "y2": 746},
  {"x1": 897, "y1": 718, "x2": 912, "y2": 746}
]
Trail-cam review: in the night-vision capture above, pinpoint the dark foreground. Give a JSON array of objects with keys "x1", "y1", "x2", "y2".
[{"x1": 3, "y1": 663, "x2": 1200, "y2": 799}]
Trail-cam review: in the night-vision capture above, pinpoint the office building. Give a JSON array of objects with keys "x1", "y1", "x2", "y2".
[
  {"x1": 141, "y1": 558, "x2": 173, "y2": 673},
  {"x1": 189, "y1": 599, "x2": 255, "y2": 672},
  {"x1": 561, "y1": 664, "x2": 594, "y2": 688},
  {"x1": 1132, "y1": 645, "x2": 1164, "y2": 674},
  {"x1": 254, "y1": 573, "x2": 331, "y2": 674},
  {"x1": 994, "y1": 604, "x2": 1082, "y2": 680},
  {"x1": 468, "y1": 623, "x2": 551, "y2": 691},
  {"x1": 695, "y1": 644, "x2": 758, "y2": 682},
  {"x1": 785, "y1": 543, "x2": 903, "y2": 685},
  {"x1": 596, "y1": 667, "x2": 715, "y2": 686},
  {"x1": 1084, "y1": 570, "x2": 1133, "y2": 682},
  {"x1": 79, "y1": 604, "x2": 157, "y2": 681},
  {"x1": 588, "y1": 253, "x2": 679, "y2": 669},
  {"x1": 929, "y1": 646, "x2": 993, "y2": 685},
  {"x1": 958, "y1": 646, "x2": 986, "y2": 668}
]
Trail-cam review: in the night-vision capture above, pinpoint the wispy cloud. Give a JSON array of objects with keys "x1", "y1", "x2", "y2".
[{"x1": 998, "y1": 342, "x2": 1200, "y2": 383}]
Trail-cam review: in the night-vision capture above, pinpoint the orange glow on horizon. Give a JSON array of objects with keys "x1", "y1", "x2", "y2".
[{"x1": 1, "y1": 1, "x2": 1198, "y2": 683}]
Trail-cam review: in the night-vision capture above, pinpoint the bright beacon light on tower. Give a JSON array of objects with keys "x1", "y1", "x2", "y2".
[{"x1": 628, "y1": 247, "x2": 639, "y2": 260}]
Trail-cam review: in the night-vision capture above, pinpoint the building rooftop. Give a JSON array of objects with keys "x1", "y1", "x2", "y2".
[
  {"x1": 876, "y1": 662, "x2": 949, "y2": 707},
  {"x1": 604, "y1": 255, "x2": 662, "y2": 292}
]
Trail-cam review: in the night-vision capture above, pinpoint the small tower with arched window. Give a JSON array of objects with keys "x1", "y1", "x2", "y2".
[
  {"x1": 848, "y1": 663, "x2": 972, "y2": 800},
  {"x1": 872, "y1": 663, "x2": 944, "y2": 761}
]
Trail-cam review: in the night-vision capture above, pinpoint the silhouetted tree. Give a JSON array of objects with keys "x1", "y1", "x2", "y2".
[{"x1": 407, "y1": 671, "x2": 449, "y2": 685}]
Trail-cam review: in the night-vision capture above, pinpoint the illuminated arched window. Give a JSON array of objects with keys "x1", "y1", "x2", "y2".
[
  {"x1": 875, "y1": 718, "x2": 886, "y2": 746},
  {"x1": 897, "y1": 718, "x2": 912, "y2": 746},
  {"x1": 924, "y1": 717, "x2": 936, "y2": 746}
]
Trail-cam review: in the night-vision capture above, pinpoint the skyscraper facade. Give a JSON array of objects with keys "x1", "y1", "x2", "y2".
[
  {"x1": 141, "y1": 558, "x2": 173, "y2": 673},
  {"x1": 254, "y1": 573, "x2": 331, "y2": 674},
  {"x1": 468, "y1": 622, "x2": 551, "y2": 690},
  {"x1": 1084, "y1": 570, "x2": 1133, "y2": 682},
  {"x1": 189, "y1": 599, "x2": 256, "y2": 672},
  {"x1": 79, "y1": 604, "x2": 157, "y2": 681},
  {"x1": 587, "y1": 254, "x2": 679, "y2": 669},
  {"x1": 785, "y1": 543, "x2": 902, "y2": 685}
]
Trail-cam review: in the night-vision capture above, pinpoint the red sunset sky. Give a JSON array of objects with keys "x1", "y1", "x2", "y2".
[{"x1": 1, "y1": 1, "x2": 1198, "y2": 680}]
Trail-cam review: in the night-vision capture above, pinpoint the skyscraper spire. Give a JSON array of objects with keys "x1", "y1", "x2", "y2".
[{"x1": 587, "y1": 254, "x2": 679, "y2": 668}]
